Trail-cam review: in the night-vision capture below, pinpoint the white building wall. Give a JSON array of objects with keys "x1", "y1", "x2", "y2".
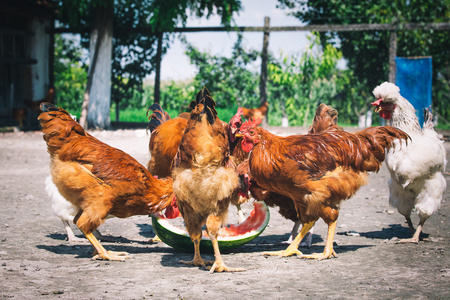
[{"x1": 29, "y1": 17, "x2": 50, "y2": 100}]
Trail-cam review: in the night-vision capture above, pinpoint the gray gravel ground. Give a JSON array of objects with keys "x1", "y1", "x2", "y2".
[{"x1": 0, "y1": 128, "x2": 449, "y2": 299}]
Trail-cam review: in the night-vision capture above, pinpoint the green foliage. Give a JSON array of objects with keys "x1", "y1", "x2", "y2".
[
  {"x1": 183, "y1": 33, "x2": 260, "y2": 110},
  {"x1": 110, "y1": 105, "x2": 148, "y2": 122},
  {"x1": 57, "y1": 0, "x2": 243, "y2": 112},
  {"x1": 278, "y1": 0, "x2": 450, "y2": 120},
  {"x1": 267, "y1": 33, "x2": 347, "y2": 126},
  {"x1": 142, "y1": 80, "x2": 194, "y2": 115},
  {"x1": 53, "y1": 34, "x2": 87, "y2": 116}
]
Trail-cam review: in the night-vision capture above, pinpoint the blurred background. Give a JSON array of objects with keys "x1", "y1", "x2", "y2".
[{"x1": 1, "y1": 0, "x2": 449, "y2": 130}]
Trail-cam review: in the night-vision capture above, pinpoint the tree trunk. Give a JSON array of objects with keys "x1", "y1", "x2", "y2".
[
  {"x1": 79, "y1": 3, "x2": 113, "y2": 130},
  {"x1": 154, "y1": 31, "x2": 163, "y2": 104}
]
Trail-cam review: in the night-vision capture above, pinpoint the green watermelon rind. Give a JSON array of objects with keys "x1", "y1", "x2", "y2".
[{"x1": 151, "y1": 201, "x2": 270, "y2": 253}]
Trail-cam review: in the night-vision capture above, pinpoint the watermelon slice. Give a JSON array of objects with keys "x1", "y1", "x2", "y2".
[{"x1": 151, "y1": 201, "x2": 270, "y2": 253}]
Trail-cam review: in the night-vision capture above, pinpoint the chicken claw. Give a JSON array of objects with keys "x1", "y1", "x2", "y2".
[
  {"x1": 92, "y1": 250, "x2": 130, "y2": 261},
  {"x1": 395, "y1": 238, "x2": 420, "y2": 244},
  {"x1": 84, "y1": 231, "x2": 130, "y2": 261},
  {"x1": 300, "y1": 250, "x2": 337, "y2": 261},
  {"x1": 208, "y1": 262, "x2": 245, "y2": 273},
  {"x1": 263, "y1": 221, "x2": 314, "y2": 257},
  {"x1": 301, "y1": 220, "x2": 338, "y2": 260},
  {"x1": 395, "y1": 220, "x2": 422, "y2": 243},
  {"x1": 262, "y1": 247, "x2": 303, "y2": 257},
  {"x1": 180, "y1": 258, "x2": 213, "y2": 268},
  {"x1": 148, "y1": 235, "x2": 162, "y2": 243}
]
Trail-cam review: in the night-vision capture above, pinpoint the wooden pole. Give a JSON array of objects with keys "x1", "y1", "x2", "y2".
[
  {"x1": 48, "y1": 19, "x2": 55, "y2": 90},
  {"x1": 154, "y1": 31, "x2": 163, "y2": 103},
  {"x1": 79, "y1": 8, "x2": 104, "y2": 129},
  {"x1": 389, "y1": 30, "x2": 397, "y2": 83},
  {"x1": 260, "y1": 17, "x2": 269, "y2": 126}
]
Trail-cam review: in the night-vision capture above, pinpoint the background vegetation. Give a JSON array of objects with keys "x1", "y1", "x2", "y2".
[
  {"x1": 54, "y1": 0, "x2": 449, "y2": 128},
  {"x1": 54, "y1": 32, "x2": 379, "y2": 127}
]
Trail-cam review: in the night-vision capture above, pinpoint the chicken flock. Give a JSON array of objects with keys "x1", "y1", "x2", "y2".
[{"x1": 40, "y1": 82, "x2": 446, "y2": 273}]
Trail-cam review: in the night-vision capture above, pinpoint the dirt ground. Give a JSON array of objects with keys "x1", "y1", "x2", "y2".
[{"x1": 0, "y1": 127, "x2": 449, "y2": 300}]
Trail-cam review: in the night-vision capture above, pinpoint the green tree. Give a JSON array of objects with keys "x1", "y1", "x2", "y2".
[
  {"x1": 277, "y1": 0, "x2": 450, "y2": 120},
  {"x1": 53, "y1": 34, "x2": 88, "y2": 116},
  {"x1": 56, "y1": 0, "x2": 242, "y2": 128},
  {"x1": 183, "y1": 33, "x2": 260, "y2": 110},
  {"x1": 268, "y1": 33, "x2": 344, "y2": 126}
]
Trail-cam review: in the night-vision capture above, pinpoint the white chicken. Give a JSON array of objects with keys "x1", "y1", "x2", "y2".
[
  {"x1": 46, "y1": 175, "x2": 106, "y2": 242},
  {"x1": 46, "y1": 175, "x2": 85, "y2": 242},
  {"x1": 372, "y1": 82, "x2": 447, "y2": 243}
]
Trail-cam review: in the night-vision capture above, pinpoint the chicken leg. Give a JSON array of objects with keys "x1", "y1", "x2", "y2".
[
  {"x1": 397, "y1": 217, "x2": 424, "y2": 243},
  {"x1": 62, "y1": 220, "x2": 85, "y2": 243},
  {"x1": 283, "y1": 221, "x2": 314, "y2": 248},
  {"x1": 206, "y1": 215, "x2": 245, "y2": 273},
  {"x1": 82, "y1": 230, "x2": 130, "y2": 261},
  {"x1": 180, "y1": 228, "x2": 213, "y2": 267},
  {"x1": 263, "y1": 221, "x2": 315, "y2": 257},
  {"x1": 301, "y1": 220, "x2": 338, "y2": 260}
]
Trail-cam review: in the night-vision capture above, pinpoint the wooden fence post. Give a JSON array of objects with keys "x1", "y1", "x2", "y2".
[
  {"x1": 389, "y1": 30, "x2": 397, "y2": 83},
  {"x1": 260, "y1": 16, "x2": 270, "y2": 126}
]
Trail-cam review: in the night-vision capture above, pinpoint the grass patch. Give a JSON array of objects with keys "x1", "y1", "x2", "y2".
[{"x1": 111, "y1": 108, "x2": 149, "y2": 123}]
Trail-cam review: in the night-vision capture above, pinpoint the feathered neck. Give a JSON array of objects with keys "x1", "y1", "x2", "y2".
[
  {"x1": 391, "y1": 95, "x2": 422, "y2": 134},
  {"x1": 251, "y1": 128, "x2": 281, "y2": 155}
]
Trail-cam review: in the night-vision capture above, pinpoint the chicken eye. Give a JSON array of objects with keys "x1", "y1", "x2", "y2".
[{"x1": 250, "y1": 130, "x2": 255, "y2": 135}]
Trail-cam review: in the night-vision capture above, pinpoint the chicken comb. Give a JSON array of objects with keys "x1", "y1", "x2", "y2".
[
  {"x1": 240, "y1": 117, "x2": 262, "y2": 131},
  {"x1": 229, "y1": 108, "x2": 244, "y2": 126}
]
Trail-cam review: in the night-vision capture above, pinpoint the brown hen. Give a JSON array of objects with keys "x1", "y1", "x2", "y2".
[
  {"x1": 172, "y1": 87, "x2": 242, "y2": 273},
  {"x1": 38, "y1": 102, "x2": 176, "y2": 261},
  {"x1": 241, "y1": 101, "x2": 268, "y2": 121},
  {"x1": 147, "y1": 103, "x2": 249, "y2": 222}
]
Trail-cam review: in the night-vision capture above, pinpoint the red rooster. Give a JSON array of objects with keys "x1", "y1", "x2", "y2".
[
  {"x1": 237, "y1": 103, "x2": 343, "y2": 247},
  {"x1": 236, "y1": 117, "x2": 409, "y2": 260}
]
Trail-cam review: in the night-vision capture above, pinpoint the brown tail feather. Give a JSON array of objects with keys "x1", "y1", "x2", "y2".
[
  {"x1": 38, "y1": 103, "x2": 86, "y2": 156},
  {"x1": 309, "y1": 103, "x2": 343, "y2": 134},
  {"x1": 147, "y1": 102, "x2": 171, "y2": 133},
  {"x1": 355, "y1": 126, "x2": 410, "y2": 172}
]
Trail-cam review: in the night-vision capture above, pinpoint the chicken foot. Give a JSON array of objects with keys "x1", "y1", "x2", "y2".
[
  {"x1": 62, "y1": 220, "x2": 85, "y2": 243},
  {"x1": 208, "y1": 235, "x2": 245, "y2": 273},
  {"x1": 180, "y1": 234, "x2": 213, "y2": 267},
  {"x1": 82, "y1": 230, "x2": 130, "y2": 261},
  {"x1": 396, "y1": 217, "x2": 424, "y2": 243},
  {"x1": 283, "y1": 221, "x2": 314, "y2": 248},
  {"x1": 301, "y1": 220, "x2": 338, "y2": 260},
  {"x1": 263, "y1": 221, "x2": 315, "y2": 257}
]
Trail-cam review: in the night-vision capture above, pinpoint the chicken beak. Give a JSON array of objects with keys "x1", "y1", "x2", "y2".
[
  {"x1": 371, "y1": 99, "x2": 383, "y2": 113},
  {"x1": 235, "y1": 132, "x2": 244, "y2": 138}
]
